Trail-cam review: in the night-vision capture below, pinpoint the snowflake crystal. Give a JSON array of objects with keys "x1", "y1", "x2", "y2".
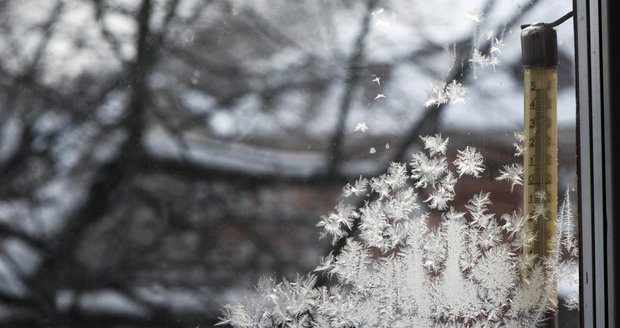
[
  {"x1": 496, "y1": 163, "x2": 524, "y2": 192},
  {"x1": 454, "y1": 146, "x2": 485, "y2": 177},
  {"x1": 354, "y1": 121, "x2": 369, "y2": 132},
  {"x1": 421, "y1": 133, "x2": 449, "y2": 156},
  {"x1": 425, "y1": 80, "x2": 469, "y2": 107}
]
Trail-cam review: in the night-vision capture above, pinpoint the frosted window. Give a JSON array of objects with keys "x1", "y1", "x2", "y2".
[{"x1": 0, "y1": 0, "x2": 577, "y2": 326}]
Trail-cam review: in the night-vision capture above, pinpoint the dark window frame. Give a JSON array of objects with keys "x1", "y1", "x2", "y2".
[{"x1": 574, "y1": 0, "x2": 619, "y2": 326}]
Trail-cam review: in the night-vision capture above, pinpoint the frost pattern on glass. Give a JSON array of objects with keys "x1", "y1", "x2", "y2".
[
  {"x1": 453, "y1": 146, "x2": 485, "y2": 178},
  {"x1": 496, "y1": 163, "x2": 525, "y2": 192},
  {"x1": 218, "y1": 136, "x2": 577, "y2": 327},
  {"x1": 425, "y1": 80, "x2": 469, "y2": 107}
]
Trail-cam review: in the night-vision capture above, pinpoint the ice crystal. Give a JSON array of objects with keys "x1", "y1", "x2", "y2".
[
  {"x1": 342, "y1": 176, "x2": 369, "y2": 198},
  {"x1": 496, "y1": 163, "x2": 524, "y2": 192},
  {"x1": 410, "y1": 153, "x2": 449, "y2": 188},
  {"x1": 425, "y1": 80, "x2": 469, "y2": 107},
  {"x1": 490, "y1": 37, "x2": 505, "y2": 54},
  {"x1": 531, "y1": 201, "x2": 549, "y2": 221},
  {"x1": 219, "y1": 134, "x2": 574, "y2": 328},
  {"x1": 445, "y1": 80, "x2": 469, "y2": 104},
  {"x1": 485, "y1": 29, "x2": 495, "y2": 40},
  {"x1": 217, "y1": 304, "x2": 255, "y2": 328},
  {"x1": 513, "y1": 132, "x2": 526, "y2": 157},
  {"x1": 489, "y1": 56, "x2": 501, "y2": 71},
  {"x1": 466, "y1": 9, "x2": 484, "y2": 23},
  {"x1": 501, "y1": 211, "x2": 526, "y2": 241},
  {"x1": 469, "y1": 49, "x2": 489, "y2": 67},
  {"x1": 316, "y1": 202, "x2": 358, "y2": 244},
  {"x1": 354, "y1": 122, "x2": 369, "y2": 132},
  {"x1": 558, "y1": 261, "x2": 579, "y2": 310},
  {"x1": 425, "y1": 187, "x2": 454, "y2": 210},
  {"x1": 371, "y1": 7, "x2": 389, "y2": 28},
  {"x1": 470, "y1": 245, "x2": 516, "y2": 307},
  {"x1": 454, "y1": 146, "x2": 485, "y2": 178},
  {"x1": 470, "y1": 39, "x2": 504, "y2": 72},
  {"x1": 466, "y1": 192, "x2": 494, "y2": 227},
  {"x1": 425, "y1": 81, "x2": 449, "y2": 107},
  {"x1": 557, "y1": 188, "x2": 579, "y2": 312},
  {"x1": 559, "y1": 189, "x2": 578, "y2": 257},
  {"x1": 422, "y1": 133, "x2": 449, "y2": 156}
]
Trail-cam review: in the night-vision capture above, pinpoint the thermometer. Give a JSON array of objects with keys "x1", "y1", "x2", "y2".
[{"x1": 521, "y1": 23, "x2": 558, "y2": 310}]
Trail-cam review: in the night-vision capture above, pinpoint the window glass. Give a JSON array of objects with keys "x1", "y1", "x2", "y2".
[{"x1": 0, "y1": 0, "x2": 577, "y2": 326}]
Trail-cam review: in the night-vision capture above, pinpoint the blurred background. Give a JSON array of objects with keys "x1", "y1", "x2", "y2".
[{"x1": 0, "y1": 0, "x2": 576, "y2": 327}]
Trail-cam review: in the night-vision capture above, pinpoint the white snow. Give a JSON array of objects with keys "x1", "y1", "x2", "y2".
[
  {"x1": 146, "y1": 126, "x2": 328, "y2": 178},
  {"x1": 77, "y1": 290, "x2": 151, "y2": 317}
]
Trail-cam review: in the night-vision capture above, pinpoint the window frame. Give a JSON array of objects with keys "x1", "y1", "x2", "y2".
[{"x1": 574, "y1": 0, "x2": 619, "y2": 326}]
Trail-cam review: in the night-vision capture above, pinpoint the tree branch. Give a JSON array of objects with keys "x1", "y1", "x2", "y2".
[
  {"x1": 326, "y1": 0, "x2": 378, "y2": 176},
  {"x1": 23, "y1": 0, "x2": 158, "y2": 320}
]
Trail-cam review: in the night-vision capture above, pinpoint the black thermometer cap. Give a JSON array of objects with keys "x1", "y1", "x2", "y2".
[{"x1": 521, "y1": 23, "x2": 558, "y2": 68}]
